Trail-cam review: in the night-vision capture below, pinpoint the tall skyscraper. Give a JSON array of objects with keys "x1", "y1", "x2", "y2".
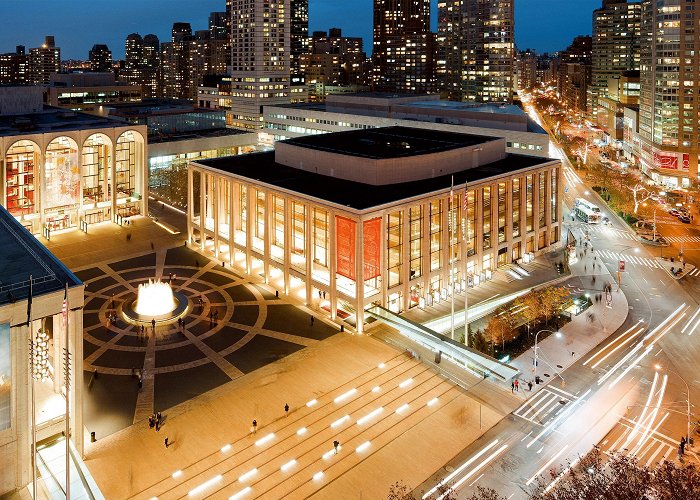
[
  {"x1": 557, "y1": 36, "x2": 592, "y2": 113},
  {"x1": 438, "y1": 0, "x2": 514, "y2": 102},
  {"x1": 229, "y1": 0, "x2": 290, "y2": 130},
  {"x1": 291, "y1": 0, "x2": 309, "y2": 76},
  {"x1": 89, "y1": 44, "x2": 113, "y2": 73},
  {"x1": 29, "y1": 36, "x2": 60, "y2": 84},
  {"x1": 373, "y1": 0, "x2": 436, "y2": 93},
  {"x1": 589, "y1": 0, "x2": 641, "y2": 115},
  {"x1": 0, "y1": 46, "x2": 28, "y2": 84},
  {"x1": 160, "y1": 23, "x2": 194, "y2": 99},
  {"x1": 120, "y1": 33, "x2": 160, "y2": 97},
  {"x1": 639, "y1": 0, "x2": 699, "y2": 186}
]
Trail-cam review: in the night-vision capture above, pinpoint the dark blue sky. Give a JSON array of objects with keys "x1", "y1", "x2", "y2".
[{"x1": 0, "y1": 0, "x2": 601, "y2": 59}]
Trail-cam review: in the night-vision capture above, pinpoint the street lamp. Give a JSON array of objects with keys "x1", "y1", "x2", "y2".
[
  {"x1": 655, "y1": 364, "x2": 692, "y2": 446},
  {"x1": 533, "y1": 329, "x2": 562, "y2": 383}
]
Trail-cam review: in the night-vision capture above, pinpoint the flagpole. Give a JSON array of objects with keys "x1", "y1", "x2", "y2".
[{"x1": 450, "y1": 176, "x2": 455, "y2": 341}]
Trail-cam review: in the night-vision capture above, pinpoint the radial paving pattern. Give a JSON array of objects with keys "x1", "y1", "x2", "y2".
[{"x1": 76, "y1": 246, "x2": 338, "y2": 438}]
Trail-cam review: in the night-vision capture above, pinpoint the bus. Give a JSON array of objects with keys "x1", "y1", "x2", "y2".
[{"x1": 574, "y1": 198, "x2": 602, "y2": 224}]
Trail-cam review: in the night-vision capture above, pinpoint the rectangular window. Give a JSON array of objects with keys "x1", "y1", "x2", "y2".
[
  {"x1": 483, "y1": 186, "x2": 492, "y2": 250},
  {"x1": 512, "y1": 178, "x2": 521, "y2": 238},
  {"x1": 409, "y1": 205, "x2": 422, "y2": 280},
  {"x1": 498, "y1": 182, "x2": 506, "y2": 244},
  {"x1": 239, "y1": 184, "x2": 247, "y2": 235},
  {"x1": 466, "y1": 190, "x2": 476, "y2": 256},
  {"x1": 551, "y1": 169, "x2": 558, "y2": 223},
  {"x1": 539, "y1": 173, "x2": 546, "y2": 228},
  {"x1": 526, "y1": 174, "x2": 534, "y2": 232},
  {"x1": 255, "y1": 190, "x2": 265, "y2": 240},
  {"x1": 387, "y1": 211, "x2": 403, "y2": 287},
  {"x1": 430, "y1": 200, "x2": 442, "y2": 272},
  {"x1": 272, "y1": 195, "x2": 284, "y2": 252},
  {"x1": 313, "y1": 208, "x2": 328, "y2": 268}
]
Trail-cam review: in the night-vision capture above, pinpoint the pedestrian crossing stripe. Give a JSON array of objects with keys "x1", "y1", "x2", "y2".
[
  {"x1": 665, "y1": 235, "x2": 700, "y2": 243},
  {"x1": 594, "y1": 250, "x2": 662, "y2": 269},
  {"x1": 514, "y1": 388, "x2": 575, "y2": 426}
]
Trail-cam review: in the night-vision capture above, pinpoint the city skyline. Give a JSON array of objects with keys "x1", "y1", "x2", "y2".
[{"x1": 0, "y1": 0, "x2": 601, "y2": 59}]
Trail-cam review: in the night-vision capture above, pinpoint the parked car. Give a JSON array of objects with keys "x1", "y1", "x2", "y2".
[
  {"x1": 678, "y1": 214, "x2": 691, "y2": 224},
  {"x1": 669, "y1": 208, "x2": 680, "y2": 217}
]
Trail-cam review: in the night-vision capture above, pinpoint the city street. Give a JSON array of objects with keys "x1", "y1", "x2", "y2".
[{"x1": 413, "y1": 99, "x2": 700, "y2": 498}]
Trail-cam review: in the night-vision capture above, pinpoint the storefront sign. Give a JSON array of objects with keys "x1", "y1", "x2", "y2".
[
  {"x1": 336, "y1": 216, "x2": 356, "y2": 281},
  {"x1": 363, "y1": 218, "x2": 381, "y2": 281},
  {"x1": 653, "y1": 151, "x2": 690, "y2": 171}
]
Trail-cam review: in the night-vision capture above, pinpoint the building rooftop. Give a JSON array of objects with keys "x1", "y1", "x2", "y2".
[
  {"x1": 0, "y1": 106, "x2": 129, "y2": 137},
  {"x1": 0, "y1": 206, "x2": 81, "y2": 305},
  {"x1": 197, "y1": 149, "x2": 553, "y2": 211},
  {"x1": 396, "y1": 100, "x2": 525, "y2": 115},
  {"x1": 282, "y1": 126, "x2": 495, "y2": 160}
]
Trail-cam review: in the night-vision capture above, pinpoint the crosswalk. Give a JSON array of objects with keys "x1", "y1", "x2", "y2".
[
  {"x1": 600, "y1": 420, "x2": 676, "y2": 468},
  {"x1": 664, "y1": 235, "x2": 700, "y2": 243},
  {"x1": 514, "y1": 386, "x2": 577, "y2": 426},
  {"x1": 577, "y1": 224, "x2": 637, "y2": 241},
  {"x1": 595, "y1": 249, "x2": 662, "y2": 269}
]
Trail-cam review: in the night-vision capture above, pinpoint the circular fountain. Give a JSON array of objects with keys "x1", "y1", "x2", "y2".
[{"x1": 121, "y1": 279, "x2": 189, "y2": 324}]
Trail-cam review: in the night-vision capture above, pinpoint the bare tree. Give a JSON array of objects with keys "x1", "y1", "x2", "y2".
[
  {"x1": 387, "y1": 481, "x2": 412, "y2": 500},
  {"x1": 625, "y1": 183, "x2": 654, "y2": 214}
]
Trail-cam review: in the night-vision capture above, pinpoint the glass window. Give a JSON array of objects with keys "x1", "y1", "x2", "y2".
[
  {"x1": 5, "y1": 140, "x2": 39, "y2": 216},
  {"x1": 551, "y1": 169, "x2": 558, "y2": 223},
  {"x1": 430, "y1": 200, "x2": 442, "y2": 272},
  {"x1": 466, "y1": 190, "x2": 476, "y2": 256},
  {"x1": 116, "y1": 131, "x2": 138, "y2": 198},
  {"x1": 82, "y1": 134, "x2": 111, "y2": 205},
  {"x1": 512, "y1": 178, "x2": 521, "y2": 238},
  {"x1": 539, "y1": 172, "x2": 547, "y2": 228},
  {"x1": 313, "y1": 208, "x2": 328, "y2": 268},
  {"x1": 291, "y1": 202, "x2": 306, "y2": 269},
  {"x1": 526, "y1": 174, "x2": 534, "y2": 232},
  {"x1": 483, "y1": 186, "x2": 492, "y2": 250},
  {"x1": 498, "y1": 182, "x2": 506, "y2": 244},
  {"x1": 45, "y1": 136, "x2": 80, "y2": 210},
  {"x1": 273, "y1": 195, "x2": 285, "y2": 248},
  {"x1": 409, "y1": 205, "x2": 422, "y2": 280},
  {"x1": 255, "y1": 190, "x2": 265, "y2": 240},
  {"x1": 387, "y1": 211, "x2": 403, "y2": 287}
]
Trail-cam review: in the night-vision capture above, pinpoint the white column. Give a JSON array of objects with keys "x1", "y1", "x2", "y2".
[
  {"x1": 355, "y1": 218, "x2": 365, "y2": 333},
  {"x1": 213, "y1": 176, "x2": 220, "y2": 258},
  {"x1": 421, "y1": 202, "x2": 430, "y2": 301},
  {"x1": 186, "y1": 168, "x2": 194, "y2": 244},
  {"x1": 69, "y1": 304, "x2": 84, "y2": 456},
  {"x1": 305, "y1": 204, "x2": 313, "y2": 305},
  {"x1": 329, "y1": 211, "x2": 337, "y2": 320},
  {"x1": 263, "y1": 191, "x2": 271, "y2": 283},
  {"x1": 245, "y1": 186, "x2": 253, "y2": 274},
  {"x1": 283, "y1": 197, "x2": 291, "y2": 294},
  {"x1": 229, "y1": 180, "x2": 235, "y2": 267},
  {"x1": 199, "y1": 172, "x2": 206, "y2": 252}
]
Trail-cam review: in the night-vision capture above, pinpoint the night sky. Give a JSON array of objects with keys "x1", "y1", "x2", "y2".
[{"x1": 0, "y1": 0, "x2": 601, "y2": 59}]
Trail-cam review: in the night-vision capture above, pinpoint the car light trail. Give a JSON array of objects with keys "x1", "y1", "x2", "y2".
[
  {"x1": 422, "y1": 440, "x2": 500, "y2": 499},
  {"x1": 583, "y1": 321, "x2": 642, "y2": 367},
  {"x1": 331, "y1": 415, "x2": 350, "y2": 428},
  {"x1": 623, "y1": 372, "x2": 658, "y2": 448},
  {"x1": 526, "y1": 445, "x2": 569, "y2": 486},
  {"x1": 681, "y1": 307, "x2": 700, "y2": 333},
  {"x1": 313, "y1": 471, "x2": 324, "y2": 481},
  {"x1": 255, "y1": 433, "x2": 275, "y2": 446},
  {"x1": 608, "y1": 345, "x2": 654, "y2": 389},
  {"x1": 228, "y1": 486, "x2": 251, "y2": 500},
  {"x1": 188, "y1": 475, "x2": 222, "y2": 496},
  {"x1": 281, "y1": 459, "x2": 297, "y2": 472},
  {"x1": 543, "y1": 456, "x2": 581, "y2": 494},
  {"x1": 399, "y1": 378, "x2": 413, "y2": 388},
  {"x1": 334, "y1": 388, "x2": 357, "y2": 403},
  {"x1": 355, "y1": 441, "x2": 371, "y2": 453},
  {"x1": 395, "y1": 403, "x2": 409, "y2": 414},
  {"x1": 633, "y1": 412, "x2": 669, "y2": 457},
  {"x1": 238, "y1": 468, "x2": 257, "y2": 482},
  {"x1": 589, "y1": 327, "x2": 643, "y2": 369},
  {"x1": 357, "y1": 407, "x2": 383, "y2": 425},
  {"x1": 437, "y1": 444, "x2": 509, "y2": 499},
  {"x1": 527, "y1": 389, "x2": 591, "y2": 448},
  {"x1": 632, "y1": 375, "x2": 667, "y2": 453}
]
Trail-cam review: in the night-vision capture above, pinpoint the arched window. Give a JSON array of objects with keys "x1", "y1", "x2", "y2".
[
  {"x1": 45, "y1": 136, "x2": 80, "y2": 210},
  {"x1": 5, "y1": 140, "x2": 40, "y2": 216},
  {"x1": 82, "y1": 134, "x2": 112, "y2": 205},
  {"x1": 116, "y1": 131, "x2": 143, "y2": 198}
]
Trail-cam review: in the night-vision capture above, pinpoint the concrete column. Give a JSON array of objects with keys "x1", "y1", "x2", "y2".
[
  {"x1": 520, "y1": 175, "x2": 528, "y2": 254},
  {"x1": 283, "y1": 197, "x2": 292, "y2": 294},
  {"x1": 421, "y1": 202, "x2": 430, "y2": 299},
  {"x1": 110, "y1": 143, "x2": 117, "y2": 224},
  {"x1": 245, "y1": 186, "x2": 253, "y2": 274},
  {"x1": 15, "y1": 322, "x2": 32, "y2": 489},
  {"x1": 52, "y1": 314, "x2": 62, "y2": 393},
  {"x1": 263, "y1": 191, "x2": 271, "y2": 282},
  {"x1": 441, "y1": 195, "x2": 450, "y2": 291},
  {"x1": 199, "y1": 172, "x2": 206, "y2": 252},
  {"x1": 474, "y1": 187, "x2": 483, "y2": 274},
  {"x1": 305, "y1": 204, "x2": 313, "y2": 305},
  {"x1": 491, "y1": 182, "x2": 499, "y2": 268},
  {"x1": 186, "y1": 168, "x2": 194, "y2": 244},
  {"x1": 355, "y1": 218, "x2": 365, "y2": 333},
  {"x1": 544, "y1": 170, "x2": 552, "y2": 246},
  {"x1": 229, "y1": 180, "x2": 236, "y2": 267},
  {"x1": 329, "y1": 211, "x2": 337, "y2": 320},
  {"x1": 380, "y1": 213, "x2": 389, "y2": 308},
  {"x1": 505, "y1": 180, "x2": 513, "y2": 258},
  {"x1": 213, "y1": 176, "x2": 220, "y2": 258}
]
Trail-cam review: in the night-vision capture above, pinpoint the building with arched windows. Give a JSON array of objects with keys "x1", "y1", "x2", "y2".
[
  {"x1": 0, "y1": 87, "x2": 148, "y2": 235},
  {"x1": 188, "y1": 127, "x2": 562, "y2": 333}
]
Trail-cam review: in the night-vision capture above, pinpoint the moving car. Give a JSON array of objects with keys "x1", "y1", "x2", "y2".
[
  {"x1": 678, "y1": 214, "x2": 691, "y2": 224},
  {"x1": 669, "y1": 208, "x2": 680, "y2": 217}
]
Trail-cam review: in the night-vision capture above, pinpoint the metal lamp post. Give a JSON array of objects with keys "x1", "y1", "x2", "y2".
[
  {"x1": 655, "y1": 364, "x2": 692, "y2": 446},
  {"x1": 533, "y1": 329, "x2": 562, "y2": 383}
]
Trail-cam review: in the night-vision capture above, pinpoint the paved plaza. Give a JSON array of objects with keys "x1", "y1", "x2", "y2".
[
  {"x1": 83, "y1": 333, "x2": 505, "y2": 499},
  {"x1": 74, "y1": 244, "x2": 338, "y2": 439}
]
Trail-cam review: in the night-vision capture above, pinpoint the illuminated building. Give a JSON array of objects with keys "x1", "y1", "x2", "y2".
[
  {"x1": 29, "y1": 36, "x2": 60, "y2": 85},
  {"x1": 187, "y1": 126, "x2": 562, "y2": 332},
  {"x1": 88, "y1": 44, "x2": 112, "y2": 73},
  {"x1": 0, "y1": 87, "x2": 148, "y2": 235},
  {"x1": 0, "y1": 46, "x2": 29, "y2": 85}
]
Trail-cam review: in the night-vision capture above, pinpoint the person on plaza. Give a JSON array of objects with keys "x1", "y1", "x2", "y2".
[
  {"x1": 151, "y1": 318, "x2": 156, "y2": 330},
  {"x1": 310, "y1": 315, "x2": 315, "y2": 326},
  {"x1": 284, "y1": 403, "x2": 289, "y2": 416},
  {"x1": 164, "y1": 437, "x2": 169, "y2": 448},
  {"x1": 149, "y1": 415, "x2": 155, "y2": 428},
  {"x1": 528, "y1": 381, "x2": 533, "y2": 391},
  {"x1": 514, "y1": 379, "x2": 519, "y2": 392},
  {"x1": 681, "y1": 436, "x2": 687, "y2": 455},
  {"x1": 511, "y1": 381, "x2": 515, "y2": 393},
  {"x1": 252, "y1": 419, "x2": 257, "y2": 434},
  {"x1": 333, "y1": 440, "x2": 340, "y2": 454}
]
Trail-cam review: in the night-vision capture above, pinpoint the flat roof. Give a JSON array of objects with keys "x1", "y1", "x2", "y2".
[
  {"x1": 0, "y1": 107, "x2": 129, "y2": 137},
  {"x1": 196, "y1": 150, "x2": 554, "y2": 211},
  {"x1": 282, "y1": 126, "x2": 497, "y2": 160},
  {"x1": 0, "y1": 206, "x2": 81, "y2": 305},
  {"x1": 396, "y1": 100, "x2": 525, "y2": 115}
]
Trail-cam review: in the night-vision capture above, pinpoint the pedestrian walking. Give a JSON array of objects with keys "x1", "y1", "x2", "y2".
[
  {"x1": 681, "y1": 436, "x2": 687, "y2": 455},
  {"x1": 310, "y1": 315, "x2": 315, "y2": 326},
  {"x1": 164, "y1": 437, "x2": 169, "y2": 448},
  {"x1": 155, "y1": 419, "x2": 160, "y2": 431},
  {"x1": 252, "y1": 419, "x2": 257, "y2": 434},
  {"x1": 323, "y1": 291, "x2": 327, "y2": 299},
  {"x1": 571, "y1": 351, "x2": 576, "y2": 357},
  {"x1": 514, "y1": 379, "x2": 519, "y2": 392},
  {"x1": 528, "y1": 381, "x2": 533, "y2": 391},
  {"x1": 151, "y1": 318, "x2": 156, "y2": 330},
  {"x1": 333, "y1": 440, "x2": 340, "y2": 454},
  {"x1": 284, "y1": 403, "x2": 289, "y2": 416},
  {"x1": 511, "y1": 381, "x2": 515, "y2": 393}
]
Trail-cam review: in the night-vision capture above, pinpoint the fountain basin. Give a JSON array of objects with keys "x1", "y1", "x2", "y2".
[{"x1": 121, "y1": 280, "x2": 189, "y2": 324}]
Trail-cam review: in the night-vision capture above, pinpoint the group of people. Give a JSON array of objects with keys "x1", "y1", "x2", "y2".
[
  {"x1": 511, "y1": 378, "x2": 534, "y2": 393},
  {"x1": 149, "y1": 411, "x2": 163, "y2": 431},
  {"x1": 106, "y1": 311, "x2": 118, "y2": 324}
]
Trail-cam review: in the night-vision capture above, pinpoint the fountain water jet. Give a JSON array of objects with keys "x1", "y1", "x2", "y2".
[{"x1": 135, "y1": 280, "x2": 176, "y2": 316}]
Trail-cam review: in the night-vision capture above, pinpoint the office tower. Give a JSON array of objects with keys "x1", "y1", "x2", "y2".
[
  {"x1": 120, "y1": 33, "x2": 160, "y2": 98},
  {"x1": 557, "y1": 36, "x2": 592, "y2": 113},
  {"x1": 160, "y1": 23, "x2": 193, "y2": 100},
  {"x1": 0, "y1": 46, "x2": 28, "y2": 84},
  {"x1": 89, "y1": 44, "x2": 113, "y2": 73},
  {"x1": 229, "y1": 0, "x2": 290, "y2": 130},
  {"x1": 639, "y1": 0, "x2": 699, "y2": 186},
  {"x1": 589, "y1": 0, "x2": 642, "y2": 115},
  {"x1": 291, "y1": 0, "x2": 309, "y2": 76},
  {"x1": 516, "y1": 49, "x2": 538, "y2": 91},
  {"x1": 373, "y1": 0, "x2": 436, "y2": 93},
  {"x1": 438, "y1": 0, "x2": 514, "y2": 102},
  {"x1": 29, "y1": 36, "x2": 60, "y2": 84},
  {"x1": 189, "y1": 16, "x2": 230, "y2": 99}
]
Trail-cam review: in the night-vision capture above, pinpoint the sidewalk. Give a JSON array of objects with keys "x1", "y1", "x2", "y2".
[
  {"x1": 509, "y1": 238, "x2": 629, "y2": 396},
  {"x1": 656, "y1": 256, "x2": 696, "y2": 280}
]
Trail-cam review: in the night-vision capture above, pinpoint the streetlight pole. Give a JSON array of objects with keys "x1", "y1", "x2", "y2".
[
  {"x1": 656, "y1": 365, "x2": 692, "y2": 445},
  {"x1": 533, "y1": 329, "x2": 561, "y2": 383}
]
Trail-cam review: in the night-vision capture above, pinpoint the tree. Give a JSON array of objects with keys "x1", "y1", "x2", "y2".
[
  {"x1": 625, "y1": 183, "x2": 654, "y2": 214},
  {"x1": 387, "y1": 481, "x2": 412, "y2": 500},
  {"x1": 540, "y1": 286, "x2": 570, "y2": 326},
  {"x1": 515, "y1": 291, "x2": 543, "y2": 332},
  {"x1": 484, "y1": 308, "x2": 515, "y2": 351}
]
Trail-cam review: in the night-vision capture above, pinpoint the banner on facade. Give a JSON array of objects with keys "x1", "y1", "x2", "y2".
[
  {"x1": 336, "y1": 216, "x2": 356, "y2": 281},
  {"x1": 653, "y1": 151, "x2": 690, "y2": 171},
  {"x1": 363, "y1": 218, "x2": 381, "y2": 281}
]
